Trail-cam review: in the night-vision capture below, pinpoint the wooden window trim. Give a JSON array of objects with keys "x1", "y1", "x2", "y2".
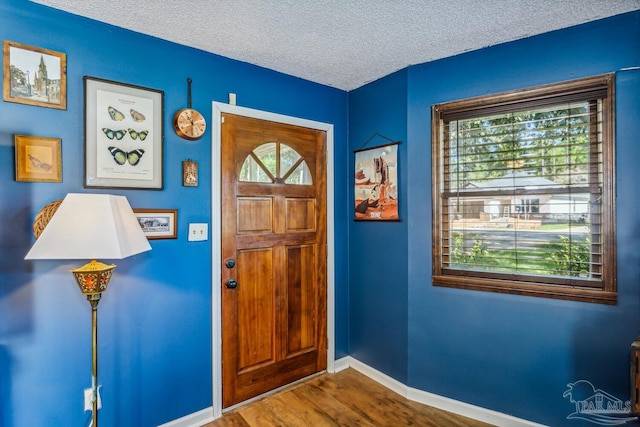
[{"x1": 431, "y1": 74, "x2": 616, "y2": 304}]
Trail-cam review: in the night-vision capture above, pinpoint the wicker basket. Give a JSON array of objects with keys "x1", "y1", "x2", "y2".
[{"x1": 33, "y1": 199, "x2": 63, "y2": 239}]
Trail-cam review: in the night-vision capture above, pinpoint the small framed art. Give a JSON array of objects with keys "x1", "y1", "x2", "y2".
[
  {"x1": 134, "y1": 209, "x2": 177, "y2": 240},
  {"x1": 3, "y1": 40, "x2": 67, "y2": 109},
  {"x1": 182, "y1": 159, "x2": 198, "y2": 187},
  {"x1": 14, "y1": 134, "x2": 62, "y2": 182},
  {"x1": 84, "y1": 76, "x2": 164, "y2": 189}
]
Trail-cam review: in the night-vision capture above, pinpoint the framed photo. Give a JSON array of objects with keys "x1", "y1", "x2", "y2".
[
  {"x1": 84, "y1": 76, "x2": 164, "y2": 189},
  {"x1": 14, "y1": 134, "x2": 62, "y2": 182},
  {"x1": 182, "y1": 159, "x2": 198, "y2": 187},
  {"x1": 133, "y1": 209, "x2": 177, "y2": 240},
  {"x1": 2, "y1": 40, "x2": 67, "y2": 109},
  {"x1": 354, "y1": 142, "x2": 400, "y2": 221}
]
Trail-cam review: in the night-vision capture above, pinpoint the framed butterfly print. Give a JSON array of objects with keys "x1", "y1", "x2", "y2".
[
  {"x1": 84, "y1": 76, "x2": 164, "y2": 189},
  {"x1": 14, "y1": 134, "x2": 62, "y2": 182},
  {"x1": 3, "y1": 40, "x2": 67, "y2": 109}
]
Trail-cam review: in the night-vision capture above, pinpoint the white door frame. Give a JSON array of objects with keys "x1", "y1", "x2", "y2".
[{"x1": 211, "y1": 102, "x2": 335, "y2": 418}]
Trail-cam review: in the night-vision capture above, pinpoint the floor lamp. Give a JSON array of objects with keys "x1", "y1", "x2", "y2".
[{"x1": 25, "y1": 193, "x2": 151, "y2": 427}]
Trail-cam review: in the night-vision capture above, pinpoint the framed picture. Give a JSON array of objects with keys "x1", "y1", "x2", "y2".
[
  {"x1": 2, "y1": 40, "x2": 67, "y2": 109},
  {"x1": 133, "y1": 209, "x2": 177, "y2": 240},
  {"x1": 14, "y1": 134, "x2": 62, "y2": 182},
  {"x1": 84, "y1": 76, "x2": 164, "y2": 189},
  {"x1": 354, "y1": 142, "x2": 400, "y2": 221},
  {"x1": 182, "y1": 159, "x2": 198, "y2": 187}
]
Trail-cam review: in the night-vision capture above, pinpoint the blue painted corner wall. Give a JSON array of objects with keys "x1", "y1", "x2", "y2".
[
  {"x1": 2, "y1": 0, "x2": 640, "y2": 425},
  {"x1": 349, "y1": 10, "x2": 640, "y2": 427},
  {"x1": 0, "y1": 0, "x2": 348, "y2": 426},
  {"x1": 348, "y1": 69, "x2": 409, "y2": 384}
]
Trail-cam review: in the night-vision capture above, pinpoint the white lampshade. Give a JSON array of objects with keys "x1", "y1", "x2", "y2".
[{"x1": 25, "y1": 193, "x2": 151, "y2": 260}]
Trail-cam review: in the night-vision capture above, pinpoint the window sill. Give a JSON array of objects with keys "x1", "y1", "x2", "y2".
[{"x1": 432, "y1": 275, "x2": 617, "y2": 305}]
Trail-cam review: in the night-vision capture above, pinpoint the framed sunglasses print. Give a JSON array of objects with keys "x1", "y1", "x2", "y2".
[{"x1": 84, "y1": 76, "x2": 164, "y2": 189}]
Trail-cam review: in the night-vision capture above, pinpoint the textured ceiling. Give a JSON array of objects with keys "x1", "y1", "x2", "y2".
[{"x1": 31, "y1": 0, "x2": 640, "y2": 91}]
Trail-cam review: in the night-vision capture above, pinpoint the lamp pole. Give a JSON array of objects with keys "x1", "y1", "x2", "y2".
[
  {"x1": 71, "y1": 260, "x2": 115, "y2": 427},
  {"x1": 89, "y1": 294, "x2": 101, "y2": 427}
]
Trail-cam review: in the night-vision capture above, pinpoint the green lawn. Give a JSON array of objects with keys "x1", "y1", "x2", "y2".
[
  {"x1": 536, "y1": 223, "x2": 572, "y2": 230},
  {"x1": 451, "y1": 233, "x2": 590, "y2": 277},
  {"x1": 453, "y1": 249, "x2": 556, "y2": 274}
]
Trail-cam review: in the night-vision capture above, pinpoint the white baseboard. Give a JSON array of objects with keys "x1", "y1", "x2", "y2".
[
  {"x1": 333, "y1": 356, "x2": 350, "y2": 372},
  {"x1": 348, "y1": 357, "x2": 408, "y2": 397},
  {"x1": 160, "y1": 356, "x2": 545, "y2": 427},
  {"x1": 346, "y1": 356, "x2": 546, "y2": 427},
  {"x1": 406, "y1": 386, "x2": 546, "y2": 427},
  {"x1": 156, "y1": 407, "x2": 214, "y2": 427}
]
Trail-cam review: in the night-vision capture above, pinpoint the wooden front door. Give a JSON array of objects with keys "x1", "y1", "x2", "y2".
[{"x1": 221, "y1": 113, "x2": 327, "y2": 408}]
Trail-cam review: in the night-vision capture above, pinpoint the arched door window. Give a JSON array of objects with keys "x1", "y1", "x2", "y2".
[{"x1": 239, "y1": 142, "x2": 312, "y2": 185}]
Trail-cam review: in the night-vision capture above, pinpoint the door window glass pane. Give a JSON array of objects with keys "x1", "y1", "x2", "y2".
[
  {"x1": 285, "y1": 161, "x2": 312, "y2": 185},
  {"x1": 240, "y1": 142, "x2": 312, "y2": 185}
]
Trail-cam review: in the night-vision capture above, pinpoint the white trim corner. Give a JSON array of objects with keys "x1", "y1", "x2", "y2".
[{"x1": 156, "y1": 407, "x2": 214, "y2": 427}]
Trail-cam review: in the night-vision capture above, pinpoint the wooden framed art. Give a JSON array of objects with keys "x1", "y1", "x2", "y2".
[
  {"x1": 182, "y1": 159, "x2": 198, "y2": 187},
  {"x1": 2, "y1": 40, "x2": 67, "y2": 109},
  {"x1": 133, "y1": 209, "x2": 177, "y2": 240},
  {"x1": 14, "y1": 134, "x2": 62, "y2": 182},
  {"x1": 354, "y1": 141, "x2": 400, "y2": 221},
  {"x1": 84, "y1": 76, "x2": 164, "y2": 190}
]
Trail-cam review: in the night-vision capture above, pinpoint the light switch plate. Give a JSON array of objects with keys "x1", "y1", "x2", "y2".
[{"x1": 188, "y1": 223, "x2": 208, "y2": 241}]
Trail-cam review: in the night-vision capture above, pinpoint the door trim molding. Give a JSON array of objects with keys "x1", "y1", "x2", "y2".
[{"x1": 211, "y1": 102, "x2": 335, "y2": 419}]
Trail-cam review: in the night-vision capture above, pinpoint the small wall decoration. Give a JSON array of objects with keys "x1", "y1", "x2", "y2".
[
  {"x1": 354, "y1": 134, "x2": 400, "y2": 221},
  {"x1": 133, "y1": 209, "x2": 177, "y2": 240},
  {"x1": 84, "y1": 76, "x2": 164, "y2": 190},
  {"x1": 2, "y1": 40, "x2": 67, "y2": 109},
  {"x1": 182, "y1": 159, "x2": 198, "y2": 187},
  {"x1": 14, "y1": 134, "x2": 62, "y2": 182}
]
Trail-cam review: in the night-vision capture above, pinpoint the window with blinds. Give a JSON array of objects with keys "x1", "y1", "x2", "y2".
[{"x1": 431, "y1": 74, "x2": 616, "y2": 304}]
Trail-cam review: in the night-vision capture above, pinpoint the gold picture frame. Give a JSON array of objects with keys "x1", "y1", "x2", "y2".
[
  {"x1": 3, "y1": 40, "x2": 67, "y2": 109},
  {"x1": 14, "y1": 135, "x2": 62, "y2": 182},
  {"x1": 133, "y1": 209, "x2": 177, "y2": 240}
]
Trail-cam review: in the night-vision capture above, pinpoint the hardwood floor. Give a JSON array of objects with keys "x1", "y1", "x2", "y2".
[{"x1": 203, "y1": 368, "x2": 494, "y2": 426}]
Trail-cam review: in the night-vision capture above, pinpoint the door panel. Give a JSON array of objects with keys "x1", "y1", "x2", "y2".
[
  {"x1": 237, "y1": 248, "x2": 274, "y2": 371},
  {"x1": 237, "y1": 197, "x2": 273, "y2": 233},
  {"x1": 221, "y1": 113, "x2": 327, "y2": 408},
  {"x1": 286, "y1": 244, "x2": 317, "y2": 355},
  {"x1": 286, "y1": 198, "x2": 316, "y2": 231}
]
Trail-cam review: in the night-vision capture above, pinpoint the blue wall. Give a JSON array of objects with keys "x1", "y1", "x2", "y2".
[
  {"x1": 350, "y1": 10, "x2": 640, "y2": 427},
  {"x1": 348, "y1": 69, "x2": 409, "y2": 383},
  {"x1": 408, "y1": 12, "x2": 639, "y2": 426},
  {"x1": 0, "y1": 0, "x2": 348, "y2": 426},
  {"x1": 3, "y1": 0, "x2": 640, "y2": 426}
]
